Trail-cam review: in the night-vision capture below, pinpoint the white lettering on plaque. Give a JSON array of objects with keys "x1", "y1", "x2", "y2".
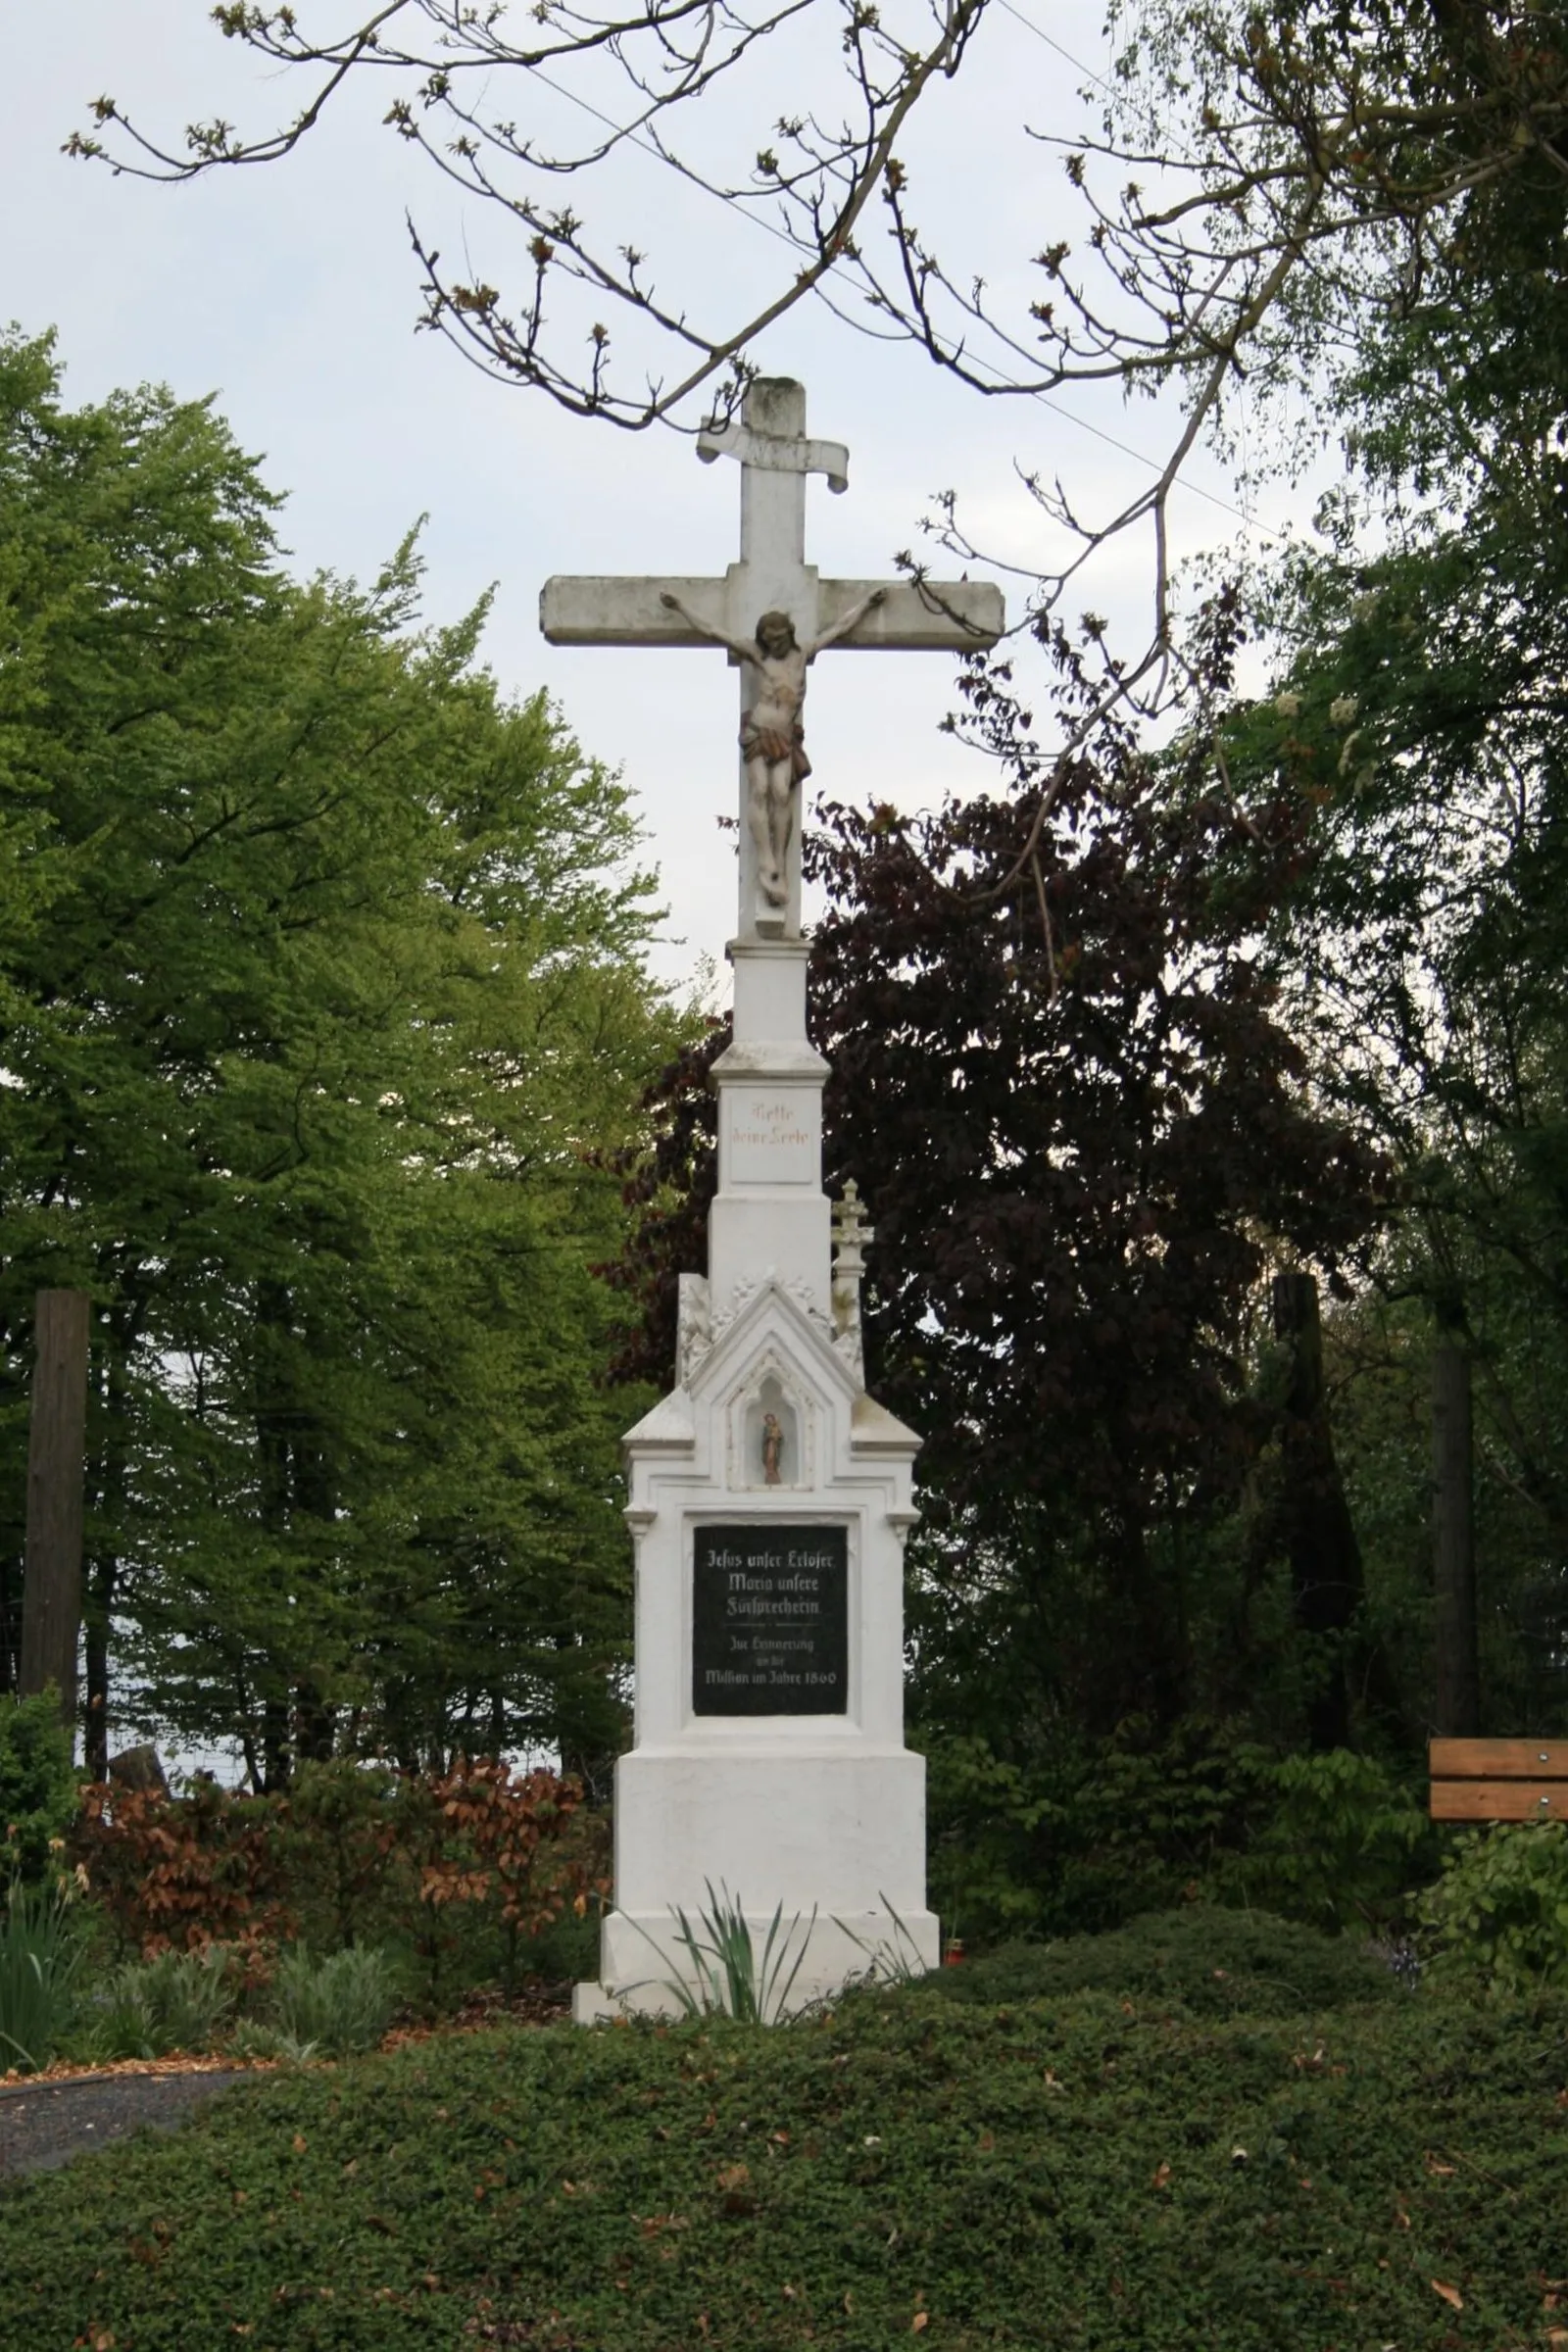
[{"x1": 728, "y1": 1091, "x2": 817, "y2": 1185}]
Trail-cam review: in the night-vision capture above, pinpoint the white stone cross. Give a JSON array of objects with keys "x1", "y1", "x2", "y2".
[{"x1": 540, "y1": 377, "x2": 1004, "y2": 940}]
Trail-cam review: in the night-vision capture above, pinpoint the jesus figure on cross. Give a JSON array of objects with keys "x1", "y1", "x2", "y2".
[{"x1": 660, "y1": 586, "x2": 887, "y2": 909}]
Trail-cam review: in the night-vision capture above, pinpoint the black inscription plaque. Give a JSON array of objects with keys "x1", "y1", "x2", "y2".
[{"x1": 692, "y1": 1523, "x2": 849, "y2": 1715}]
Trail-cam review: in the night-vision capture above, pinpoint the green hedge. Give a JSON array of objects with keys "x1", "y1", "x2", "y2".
[{"x1": 0, "y1": 1976, "x2": 1561, "y2": 2347}]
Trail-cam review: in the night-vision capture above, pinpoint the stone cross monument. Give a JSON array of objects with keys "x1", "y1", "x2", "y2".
[{"x1": 543, "y1": 378, "x2": 1003, "y2": 2015}]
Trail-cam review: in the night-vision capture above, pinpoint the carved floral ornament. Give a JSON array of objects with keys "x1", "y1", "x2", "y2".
[{"x1": 675, "y1": 1246, "x2": 870, "y2": 1397}]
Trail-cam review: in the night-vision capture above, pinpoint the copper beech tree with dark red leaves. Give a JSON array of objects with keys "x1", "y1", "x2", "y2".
[{"x1": 605, "y1": 608, "x2": 1388, "y2": 1737}]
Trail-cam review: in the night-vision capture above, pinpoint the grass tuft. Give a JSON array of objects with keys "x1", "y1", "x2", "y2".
[{"x1": 0, "y1": 1882, "x2": 81, "y2": 2071}]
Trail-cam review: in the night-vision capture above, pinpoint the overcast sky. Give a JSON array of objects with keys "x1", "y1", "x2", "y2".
[{"x1": 3, "y1": 3, "x2": 1277, "y2": 992}]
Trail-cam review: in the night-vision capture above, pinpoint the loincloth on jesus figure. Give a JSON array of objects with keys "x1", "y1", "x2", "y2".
[{"x1": 740, "y1": 716, "x2": 811, "y2": 782}]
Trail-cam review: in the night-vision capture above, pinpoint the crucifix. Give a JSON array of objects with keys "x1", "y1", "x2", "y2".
[
  {"x1": 540, "y1": 377, "x2": 1004, "y2": 940},
  {"x1": 554, "y1": 382, "x2": 994, "y2": 2026}
]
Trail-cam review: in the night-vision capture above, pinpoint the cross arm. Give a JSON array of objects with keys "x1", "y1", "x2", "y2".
[
  {"x1": 541, "y1": 574, "x2": 731, "y2": 648},
  {"x1": 541, "y1": 571, "x2": 1005, "y2": 652},
  {"x1": 816, "y1": 579, "x2": 1004, "y2": 652}
]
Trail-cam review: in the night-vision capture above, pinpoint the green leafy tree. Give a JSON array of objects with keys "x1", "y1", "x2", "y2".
[
  {"x1": 0, "y1": 329, "x2": 681, "y2": 1782},
  {"x1": 1197, "y1": 58, "x2": 1568, "y2": 1734}
]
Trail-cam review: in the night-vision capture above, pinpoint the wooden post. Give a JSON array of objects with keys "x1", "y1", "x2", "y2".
[
  {"x1": 18, "y1": 1289, "x2": 91, "y2": 1731},
  {"x1": 1433, "y1": 1340, "x2": 1480, "y2": 1738}
]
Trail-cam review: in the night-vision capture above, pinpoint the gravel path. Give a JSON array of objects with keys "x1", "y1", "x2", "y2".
[{"x1": 0, "y1": 2068, "x2": 246, "y2": 2180}]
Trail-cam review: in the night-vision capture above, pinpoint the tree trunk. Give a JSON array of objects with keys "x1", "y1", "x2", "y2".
[
  {"x1": 255, "y1": 1279, "x2": 297, "y2": 1788},
  {"x1": 18, "y1": 1290, "x2": 91, "y2": 1735},
  {"x1": 82, "y1": 1561, "x2": 114, "y2": 1783},
  {"x1": 1272, "y1": 1270, "x2": 1368, "y2": 1750},
  {"x1": 0, "y1": 1550, "x2": 20, "y2": 1698},
  {"x1": 1432, "y1": 1339, "x2": 1480, "y2": 1736},
  {"x1": 83, "y1": 1341, "x2": 131, "y2": 1783}
]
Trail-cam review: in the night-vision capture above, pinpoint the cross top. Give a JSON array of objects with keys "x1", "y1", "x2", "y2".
[{"x1": 540, "y1": 377, "x2": 1004, "y2": 942}]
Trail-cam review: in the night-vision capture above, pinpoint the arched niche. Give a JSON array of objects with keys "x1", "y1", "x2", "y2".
[{"x1": 740, "y1": 1370, "x2": 802, "y2": 1489}]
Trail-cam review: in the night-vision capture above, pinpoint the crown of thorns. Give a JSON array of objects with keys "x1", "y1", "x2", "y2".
[{"x1": 756, "y1": 611, "x2": 798, "y2": 643}]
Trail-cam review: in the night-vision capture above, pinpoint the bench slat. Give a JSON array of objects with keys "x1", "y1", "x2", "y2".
[
  {"x1": 1429, "y1": 1738, "x2": 1566, "y2": 1779},
  {"x1": 1430, "y1": 1781, "x2": 1565, "y2": 1821}
]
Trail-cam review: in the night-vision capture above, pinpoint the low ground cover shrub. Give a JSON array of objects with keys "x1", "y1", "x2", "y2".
[
  {"x1": 923, "y1": 1717, "x2": 1279, "y2": 1942},
  {"x1": 0, "y1": 1691, "x2": 78, "y2": 1883},
  {"x1": 72, "y1": 1938, "x2": 403, "y2": 2064},
  {"x1": 929, "y1": 1904, "x2": 1396, "y2": 2016},
  {"x1": 925, "y1": 1723, "x2": 1434, "y2": 1944},
  {"x1": 1225, "y1": 1748, "x2": 1433, "y2": 1931},
  {"x1": 69, "y1": 1757, "x2": 608, "y2": 2009},
  {"x1": 1420, "y1": 1821, "x2": 1568, "y2": 1992},
  {"x1": 79, "y1": 1944, "x2": 240, "y2": 2063},
  {"x1": 73, "y1": 1777, "x2": 291, "y2": 1955},
  {"x1": 0, "y1": 1977, "x2": 1559, "y2": 2348},
  {"x1": 267, "y1": 1942, "x2": 402, "y2": 2056}
]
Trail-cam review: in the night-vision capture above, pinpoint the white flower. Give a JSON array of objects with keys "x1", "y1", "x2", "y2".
[
  {"x1": 1329, "y1": 694, "x2": 1359, "y2": 725},
  {"x1": 1274, "y1": 690, "x2": 1301, "y2": 718}
]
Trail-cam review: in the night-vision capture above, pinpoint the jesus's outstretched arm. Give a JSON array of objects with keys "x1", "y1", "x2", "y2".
[
  {"x1": 660, "y1": 591, "x2": 755, "y2": 664},
  {"x1": 808, "y1": 585, "x2": 887, "y2": 658}
]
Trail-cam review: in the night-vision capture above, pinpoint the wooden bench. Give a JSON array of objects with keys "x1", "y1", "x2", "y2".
[{"x1": 1429, "y1": 1739, "x2": 1567, "y2": 1821}]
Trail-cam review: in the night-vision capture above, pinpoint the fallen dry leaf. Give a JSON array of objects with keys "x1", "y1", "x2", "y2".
[
  {"x1": 715, "y1": 2164, "x2": 751, "y2": 2191},
  {"x1": 291, "y1": 2134, "x2": 307, "y2": 2155},
  {"x1": 912, "y1": 2317, "x2": 929, "y2": 2335},
  {"x1": 1431, "y1": 2279, "x2": 1464, "y2": 2311},
  {"x1": 1151, "y1": 2161, "x2": 1172, "y2": 2191}
]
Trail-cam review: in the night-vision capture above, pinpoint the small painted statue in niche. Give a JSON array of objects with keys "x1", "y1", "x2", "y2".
[{"x1": 760, "y1": 1410, "x2": 784, "y2": 1486}]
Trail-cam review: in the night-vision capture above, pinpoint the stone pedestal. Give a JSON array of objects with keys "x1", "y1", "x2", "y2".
[{"x1": 573, "y1": 934, "x2": 935, "y2": 2018}]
